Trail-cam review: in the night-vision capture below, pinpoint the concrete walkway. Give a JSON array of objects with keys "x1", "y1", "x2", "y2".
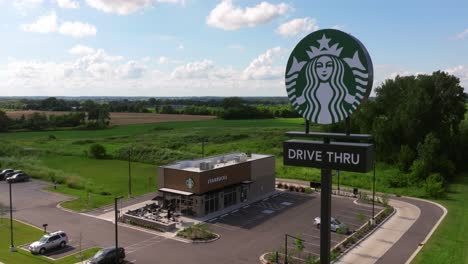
[{"x1": 334, "y1": 199, "x2": 420, "y2": 264}]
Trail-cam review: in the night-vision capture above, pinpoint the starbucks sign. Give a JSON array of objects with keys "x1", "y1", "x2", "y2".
[{"x1": 285, "y1": 29, "x2": 373, "y2": 124}]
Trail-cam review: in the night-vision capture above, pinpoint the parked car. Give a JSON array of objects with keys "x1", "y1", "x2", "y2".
[
  {"x1": 0, "y1": 169, "x2": 14, "y2": 180},
  {"x1": 6, "y1": 173, "x2": 30, "y2": 183},
  {"x1": 2, "y1": 170, "x2": 22, "y2": 180},
  {"x1": 29, "y1": 231, "x2": 69, "y2": 254},
  {"x1": 314, "y1": 217, "x2": 349, "y2": 233},
  {"x1": 85, "y1": 247, "x2": 126, "y2": 264}
]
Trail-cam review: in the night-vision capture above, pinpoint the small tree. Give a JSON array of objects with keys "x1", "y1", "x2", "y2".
[
  {"x1": 89, "y1": 144, "x2": 106, "y2": 159},
  {"x1": 294, "y1": 235, "x2": 304, "y2": 257}
]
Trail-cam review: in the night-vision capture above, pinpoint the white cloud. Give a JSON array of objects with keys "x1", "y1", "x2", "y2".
[
  {"x1": 177, "y1": 43, "x2": 184, "y2": 50},
  {"x1": 455, "y1": 29, "x2": 468, "y2": 40},
  {"x1": 242, "y1": 46, "x2": 287, "y2": 80},
  {"x1": 445, "y1": 65, "x2": 468, "y2": 90},
  {"x1": 56, "y1": 0, "x2": 79, "y2": 9},
  {"x1": 206, "y1": 0, "x2": 291, "y2": 30},
  {"x1": 13, "y1": 0, "x2": 44, "y2": 12},
  {"x1": 158, "y1": 56, "x2": 169, "y2": 64},
  {"x1": 68, "y1": 45, "x2": 95, "y2": 56},
  {"x1": 275, "y1": 17, "x2": 318, "y2": 37},
  {"x1": 171, "y1": 60, "x2": 236, "y2": 80},
  {"x1": 171, "y1": 60, "x2": 215, "y2": 79},
  {"x1": 85, "y1": 0, "x2": 184, "y2": 15},
  {"x1": 20, "y1": 11, "x2": 58, "y2": 33},
  {"x1": 21, "y1": 11, "x2": 97, "y2": 38},
  {"x1": 58, "y1": 21, "x2": 97, "y2": 38},
  {"x1": 117, "y1": 61, "x2": 146, "y2": 79}
]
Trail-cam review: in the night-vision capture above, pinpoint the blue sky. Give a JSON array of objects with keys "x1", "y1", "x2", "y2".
[{"x1": 0, "y1": 0, "x2": 467, "y2": 96}]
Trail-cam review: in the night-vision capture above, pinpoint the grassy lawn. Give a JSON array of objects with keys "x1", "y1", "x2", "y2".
[
  {"x1": 41, "y1": 155, "x2": 158, "y2": 211},
  {"x1": 0, "y1": 218, "x2": 99, "y2": 264},
  {"x1": 411, "y1": 174, "x2": 468, "y2": 264}
]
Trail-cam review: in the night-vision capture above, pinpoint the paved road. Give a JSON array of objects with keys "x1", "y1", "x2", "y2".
[
  {"x1": 378, "y1": 197, "x2": 444, "y2": 264},
  {"x1": 0, "y1": 180, "x2": 444, "y2": 264}
]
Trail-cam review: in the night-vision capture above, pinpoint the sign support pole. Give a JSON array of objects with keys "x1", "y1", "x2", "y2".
[{"x1": 320, "y1": 138, "x2": 332, "y2": 264}]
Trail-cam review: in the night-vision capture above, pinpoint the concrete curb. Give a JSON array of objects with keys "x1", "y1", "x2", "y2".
[{"x1": 403, "y1": 197, "x2": 448, "y2": 264}]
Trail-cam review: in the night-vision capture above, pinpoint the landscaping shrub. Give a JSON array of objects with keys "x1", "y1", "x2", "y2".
[
  {"x1": 304, "y1": 187, "x2": 313, "y2": 194},
  {"x1": 277, "y1": 182, "x2": 283, "y2": 189},
  {"x1": 66, "y1": 175, "x2": 85, "y2": 190},
  {"x1": 425, "y1": 173, "x2": 446, "y2": 198},
  {"x1": 89, "y1": 144, "x2": 106, "y2": 159},
  {"x1": 176, "y1": 224, "x2": 217, "y2": 241}
]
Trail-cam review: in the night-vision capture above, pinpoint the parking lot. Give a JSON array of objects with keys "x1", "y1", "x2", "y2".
[
  {"x1": 205, "y1": 191, "x2": 383, "y2": 258},
  {"x1": 1, "y1": 180, "x2": 384, "y2": 264}
]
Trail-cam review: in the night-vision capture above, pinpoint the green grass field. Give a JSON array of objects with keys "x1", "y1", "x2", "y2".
[
  {"x1": 0, "y1": 118, "x2": 423, "y2": 211},
  {"x1": 411, "y1": 174, "x2": 468, "y2": 264},
  {"x1": 0, "y1": 218, "x2": 99, "y2": 264}
]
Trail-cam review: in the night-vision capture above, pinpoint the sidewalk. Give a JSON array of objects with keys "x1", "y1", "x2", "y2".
[{"x1": 334, "y1": 199, "x2": 420, "y2": 264}]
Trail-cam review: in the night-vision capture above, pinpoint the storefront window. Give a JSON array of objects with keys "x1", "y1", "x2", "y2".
[
  {"x1": 205, "y1": 192, "x2": 219, "y2": 214},
  {"x1": 224, "y1": 187, "x2": 237, "y2": 207}
]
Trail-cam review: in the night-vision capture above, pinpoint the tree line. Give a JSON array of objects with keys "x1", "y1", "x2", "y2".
[
  {"x1": 0, "y1": 101, "x2": 110, "y2": 131},
  {"x1": 328, "y1": 71, "x2": 467, "y2": 197}
]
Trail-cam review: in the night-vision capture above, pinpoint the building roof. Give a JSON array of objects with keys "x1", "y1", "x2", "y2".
[{"x1": 161, "y1": 152, "x2": 272, "y2": 172}]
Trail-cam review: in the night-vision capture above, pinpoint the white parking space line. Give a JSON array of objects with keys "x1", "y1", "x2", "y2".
[
  {"x1": 301, "y1": 233, "x2": 341, "y2": 243},
  {"x1": 243, "y1": 205, "x2": 250, "y2": 209},
  {"x1": 210, "y1": 223, "x2": 239, "y2": 231},
  {"x1": 303, "y1": 240, "x2": 320, "y2": 247},
  {"x1": 231, "y1": 209, "x2": 239, "y2": 213}
]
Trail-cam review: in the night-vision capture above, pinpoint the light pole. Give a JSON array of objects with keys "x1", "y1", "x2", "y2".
[
  {"x1": 337, "y1": 170, "x2": 340, "y2": 195},
  {"x1": 128, "y1": 148, "x2": 132, "y2": 198},
  {"x1": 114, "y1": 196, "x2": 123, "y2": 264},
  {"x1": 201, "y1": 138, "x2": 206, "y2": 158},
  {"x1": 372, "y1": 156, "x2": 376, "y2": 223},
  {"x1": 9, "y1": 182, "x2": 15, "y2": 252}
]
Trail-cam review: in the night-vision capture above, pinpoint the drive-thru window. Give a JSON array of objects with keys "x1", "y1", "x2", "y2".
[{"x1": 157, "y1": 153, "x2": 275, "y2": 216}]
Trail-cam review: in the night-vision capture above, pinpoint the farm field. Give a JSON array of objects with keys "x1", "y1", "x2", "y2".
[{"x1": 5, "y1": 110, "x2": 216, "y2": 125}]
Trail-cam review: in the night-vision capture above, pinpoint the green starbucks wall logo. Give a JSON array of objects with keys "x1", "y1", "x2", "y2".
[
  {"x1": 285, "y1": 29, "x2": 373, "y2": 124},
  {"x1": 185, "y1": 177, "x2": 194, "y2": 189}
]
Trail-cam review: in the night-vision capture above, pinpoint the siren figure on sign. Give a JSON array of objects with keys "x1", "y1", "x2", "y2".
[{"x1": 285, "y1": 29, "x2": 373, "y2": 124}]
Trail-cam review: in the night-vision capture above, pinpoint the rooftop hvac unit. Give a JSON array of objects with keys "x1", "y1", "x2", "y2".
[
  {"x1": 200, "y1": 162, "x2": 210, "y2": 171},
  {"x1": 200, "y1": 162, "x2": 214, "y2": 171}
]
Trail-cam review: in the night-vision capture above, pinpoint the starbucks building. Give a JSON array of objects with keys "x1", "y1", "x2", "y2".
[{"x1": 157, "y1": 153, "x2": 275, "y2": 216}]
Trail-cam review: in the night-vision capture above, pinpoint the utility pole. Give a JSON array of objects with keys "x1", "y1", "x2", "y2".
[
  {"x1": 114, "y1": 196, "x2": 123, "y2": 264},
  {"x1": 9, "y1": 182, "x2": 15, "y2": 252},
  {"x1": 128, "y1": 148, "x2": 132, "y2": 198}
]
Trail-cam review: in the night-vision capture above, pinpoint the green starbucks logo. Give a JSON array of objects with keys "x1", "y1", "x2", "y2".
[
  {"x1": 285, "y1": 29, "x2": 373, "y2": 124},
  {"x1": 185, "y1": 177, "x2": 194, "y2": 189}
]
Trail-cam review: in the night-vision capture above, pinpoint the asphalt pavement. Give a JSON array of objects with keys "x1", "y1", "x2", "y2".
[{"x1": 0, "y1": 180, "x2": 445, "y2": 264}]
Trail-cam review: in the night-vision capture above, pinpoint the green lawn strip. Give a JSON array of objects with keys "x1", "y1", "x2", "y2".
[
  {"x1": 0, "y1": 218, "x2": 99, "y2": 264},
  {"x1": 411, "y1": 174, "x2": 468, "y2": 264}
]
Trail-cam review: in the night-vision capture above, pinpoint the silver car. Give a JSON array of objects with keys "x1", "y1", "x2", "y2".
[
  {"x1": 29, "y1": 231, "x2": 68, "y2": 254},
  {"x1": 314, "y1": 217, "x2": 349, "y2": 233}
]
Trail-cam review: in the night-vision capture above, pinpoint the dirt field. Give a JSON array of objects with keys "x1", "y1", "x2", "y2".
[{"x1": 6, "y1": 110, "x2": 216, "y2": 125}]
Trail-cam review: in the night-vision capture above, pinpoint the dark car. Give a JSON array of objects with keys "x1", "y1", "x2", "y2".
[
  {"x1": 85, "y1": 247, "x2": 125, "y2": 264},
  {"x1": 4, "y1": 170, "x2": 23, "y2": 179},
  {"x1": 6, "y1": 173, "x2": 30, "y2": 183},
  {"x1": 0, "y1": 169, "x2": 14, "y2": 180}
]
